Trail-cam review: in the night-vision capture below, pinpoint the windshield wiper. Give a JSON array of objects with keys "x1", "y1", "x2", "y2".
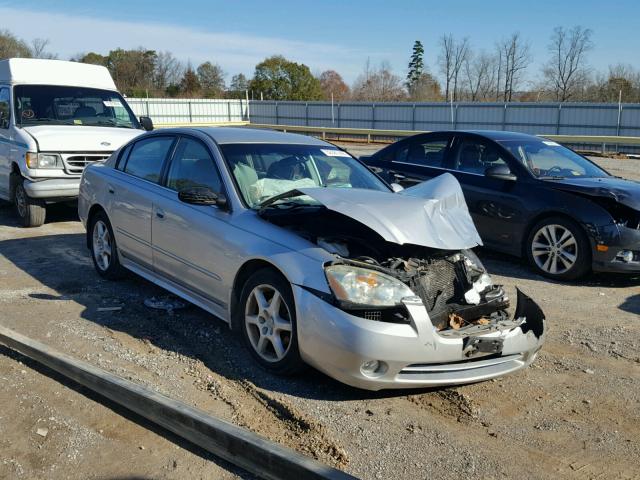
[{"x1": 257, "y1": 189, "x2": 306, "y2": 211}]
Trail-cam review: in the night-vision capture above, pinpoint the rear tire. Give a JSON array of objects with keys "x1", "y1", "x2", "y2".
[
  {"x1": 526, "y1": 216, "x2": 591, "y2": 280},
  {"x1": 89, "y1": 210, "x2": 125, "y2": 280},
  {"x1": 12, "y1": 174, "x2": 46, "y2": 227},
  {"x1": 238, "y1": 268, "x2": 306, "y2": 375}
]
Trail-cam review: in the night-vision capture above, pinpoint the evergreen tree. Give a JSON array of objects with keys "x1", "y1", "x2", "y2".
[{"x1": 407, "y1": 40, "x2": 425, "y2": 94}]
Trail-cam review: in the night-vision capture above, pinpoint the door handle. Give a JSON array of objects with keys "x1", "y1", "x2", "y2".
[
  {"x1": 107, "y1": 184, "x2": 115, "y2": 194},
  {"x1": 155, "y1": 209, "x2": 165, "y2": 219},
  {"x1": 390, "y1": 171, "x2": 406, "y2": 181}
]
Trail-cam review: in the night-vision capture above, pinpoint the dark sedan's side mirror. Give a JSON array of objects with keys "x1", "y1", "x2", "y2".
[
  {"x1": 139, "y1": 116, "x2": 154, "y2": 131},
  {"x1": 178, "y1": 187, "x2": 227, "y2": 208},
  {"x1": 485, "y1": 164, "x2": 517, "y2": 181}
]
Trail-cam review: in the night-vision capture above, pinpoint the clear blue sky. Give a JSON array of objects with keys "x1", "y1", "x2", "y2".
[{"x1": 2, "y1": 0, "x2": 639, "y2": 84}]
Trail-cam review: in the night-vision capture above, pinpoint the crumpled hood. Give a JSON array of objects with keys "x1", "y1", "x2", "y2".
[
  {"x1": 545, "y1": 176, "x2": 640, "y2": 211},
  {"x1": 299, "y1": 173, "x2": 482, "y2": 250},
  {"x1": 23, "y1": 125, "x2": 143, "y2": 152}
]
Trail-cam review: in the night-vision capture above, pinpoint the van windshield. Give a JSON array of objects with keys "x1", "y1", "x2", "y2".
[{"x1": 14, "y1": 85, "x2": 140, "y2": 129}]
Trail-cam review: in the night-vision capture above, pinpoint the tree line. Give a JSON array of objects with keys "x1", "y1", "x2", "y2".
[{"x1": 1, "y1": 27, "x2": 639, "y2": 103}]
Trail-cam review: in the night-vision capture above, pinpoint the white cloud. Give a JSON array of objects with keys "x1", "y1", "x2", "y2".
[{"x1": 0, "y1": 6, "x2": 379, "y2": 82}]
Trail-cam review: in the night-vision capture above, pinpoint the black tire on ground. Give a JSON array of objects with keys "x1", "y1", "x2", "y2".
[
  {"x1": 526, "y1": 216, "x2": 591, "y2": 281},
  {"x1": 12, "y1": 174, "x2": 46, "y2": 227},
  {"x1": 88, "y1": 210, "x2": 126, "y2": 280},
  {"x1": 238, "y1": 268, "x2": 306, "y2": 375}
]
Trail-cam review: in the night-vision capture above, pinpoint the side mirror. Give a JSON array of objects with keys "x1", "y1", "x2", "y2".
[
  {"x1": 485, "y1": 164, "x2": 517, "y2": 181},
  {"x1": 390, "y1": 183, "x2": 404, "y2": 192},
  {"x1": 139, "y1": 116, "x2": 154, "y2": 131},
  {"x1": 178, "y1": 187, "x2": 227, "y2": 208}
]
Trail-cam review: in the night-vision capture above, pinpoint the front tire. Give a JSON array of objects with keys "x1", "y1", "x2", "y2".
[
  {"x1": 12, "y1": 175, "x2": 46, "y2": 227},
  {"x1": 89, "y1": 211, "x2": 125, "y2": 280},
  {"x1": 526, "y1": 216, "x2": 591, "y2": 280},
  {"x1": 239, "y1": 269, "x2": 305, "y2": 375}
]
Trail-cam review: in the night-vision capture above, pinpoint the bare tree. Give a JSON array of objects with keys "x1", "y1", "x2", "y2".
[
  {"x1": 464, "y1": 52, "x2": 495, "y2": 101},
  {"x1": 543, "y1": 26, "x2": 593, "y2": 102},
  {"x1": 496, "y1": 33, "x2": 531, "y2": 101},
  {"x1": 31, "y1": 38, "x2": 57, "y2": 59},
  {"x1": 438, "y1": 34, "x2": 470, "y2": 101},
  {"x1": 154, "y1": 51, "x2": 183, "y2": 92},
  {"x1": 352, "y1": 60, "x2": 406, "y2": 101}
]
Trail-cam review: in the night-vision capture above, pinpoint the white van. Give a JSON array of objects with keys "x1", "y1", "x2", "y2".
[{"x1": 0, "y1": 58, "x2": 151, "y2": 226}]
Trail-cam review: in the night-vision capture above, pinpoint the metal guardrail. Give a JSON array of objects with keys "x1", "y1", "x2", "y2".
[
  {"x1": 249, "y1": 124, "x2": 640, "y2": 151},
  {"x1": 150, "y1": 121, "x2": 640, "y2": 153}
]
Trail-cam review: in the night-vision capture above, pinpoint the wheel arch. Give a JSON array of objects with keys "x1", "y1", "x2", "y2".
[
  {"x1": 229, "y1": 258, "x2": 290, "y2": 331},
  {"x1": 9, "y1": 163, "x2": 21, "y2": 199},
  {"x1": 85, "y1": 204, "x2": 107, "y2": 249}
]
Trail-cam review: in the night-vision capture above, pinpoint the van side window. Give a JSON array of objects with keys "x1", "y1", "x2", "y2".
[
  {"x1": 0, "y1": 87, "x2": 10, "y2": 129},
  {"x1": 123, "y1": 137, "x2": 174, "y2": 184}
]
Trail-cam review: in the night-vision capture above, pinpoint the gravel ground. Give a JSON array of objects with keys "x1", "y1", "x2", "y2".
[{"x1": 0, "y1": 152, "x2": 638, "y2": 480}]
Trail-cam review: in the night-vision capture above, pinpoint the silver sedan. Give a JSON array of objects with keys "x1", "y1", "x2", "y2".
[{"x1": 78, "y1": 127, "x2": 545, "y2": 390}]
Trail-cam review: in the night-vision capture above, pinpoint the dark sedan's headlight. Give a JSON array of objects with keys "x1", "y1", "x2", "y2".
[{"x1": 325, "y1": 264, "x2": 416, "y2": 307}]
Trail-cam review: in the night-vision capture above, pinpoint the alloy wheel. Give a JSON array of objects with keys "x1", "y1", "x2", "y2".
[
  {"x1": 92, "y1": 220, "x2": 113, "y2": 271},
  {"x1": 244, "y1": 284, "x2": 293, "y2": 362},
  {"x1": 531, "y1": 224, "x2": 578, "y2": 275}
]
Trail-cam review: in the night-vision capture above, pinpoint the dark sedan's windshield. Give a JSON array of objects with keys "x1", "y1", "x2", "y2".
[
  {"x1": 499, "y1": 139, "x2": 608, "y2": 178},
  {"x1": 14, "y1": 85, "x2": 139, "y2": 129},
  {"x1": 219, "y1": 143, "x2": 390, "y2": 208}
]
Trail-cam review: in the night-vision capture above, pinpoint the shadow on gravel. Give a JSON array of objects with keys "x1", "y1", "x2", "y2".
[
  {"x1": 618, "y1": 294, "x2": 640, "y2": 314},
  {"x1": 0, "y1": 346, "x2": 254, "y2": 480},
  {"x1": 0, "y1": 201, "x2": 78, "y2": 226},
  {"x1": 477, "y1": 248, "x2": 640, "y2": 289},
  {"x1": 0, "y1": 231, "x2": 401, "y2": 402}
]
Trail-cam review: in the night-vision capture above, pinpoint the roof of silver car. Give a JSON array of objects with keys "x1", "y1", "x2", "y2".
[{"x1": 191, "y1": 126, "x2": 329, "y2": 145}]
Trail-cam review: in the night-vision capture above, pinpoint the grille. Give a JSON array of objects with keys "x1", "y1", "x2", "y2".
[
  {"x1": 61, "y1": 154, "x2": 111, "y2": 174},
  {"x1": 363, "y1": 310, "x2": 382, "y2": 321}
]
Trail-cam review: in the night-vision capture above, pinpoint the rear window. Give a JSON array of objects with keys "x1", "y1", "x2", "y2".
[{"x1": 123, "y1": 137, "x2": 174, "y2": 183}]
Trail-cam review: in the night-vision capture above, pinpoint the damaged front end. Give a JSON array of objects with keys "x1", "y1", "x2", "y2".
[
  {"x1": 258, "y1": 174, "x2": 545, "y2": 388},
  {"x1": 324, "y1": 251, "x2": 511, "y2": 335}
]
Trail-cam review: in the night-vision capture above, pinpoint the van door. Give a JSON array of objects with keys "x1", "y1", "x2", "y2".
[{"x1": 0, "y1": 86, "x2": 13, "y2": 200}]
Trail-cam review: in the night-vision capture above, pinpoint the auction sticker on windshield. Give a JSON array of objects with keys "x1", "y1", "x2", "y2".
[{"x1": 321, "y1": 149, "x2": 351, "y2": 157}]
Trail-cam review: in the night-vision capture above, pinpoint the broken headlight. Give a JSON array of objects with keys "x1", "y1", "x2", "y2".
[{"x1": 325, "y1": 264, "x2": 416, "y2": 307}]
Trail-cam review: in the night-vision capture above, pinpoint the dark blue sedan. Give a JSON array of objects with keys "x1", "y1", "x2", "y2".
[{"x1": 361, "y1": 130, "x2": 640, "y2": 280}]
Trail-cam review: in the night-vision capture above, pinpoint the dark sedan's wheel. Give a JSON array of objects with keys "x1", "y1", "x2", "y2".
[
  {"x1": 526, "y1": 216, "x2": 591, "y2": 280},
  {"x1": 12, "y1": 174, "x2": 46, "y2": 227},
  {"x1": 89, "y1": 211, "x2": 125, "y2": 280},
  {"x1": 239, "y1": 269, "x2": 305, "y2": 375}
]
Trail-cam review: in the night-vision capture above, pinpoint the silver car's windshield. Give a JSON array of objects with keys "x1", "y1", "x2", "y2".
[
  {"x1": 499, "y1": 139, "x2": 608, "y2": 179},
  {"x1": 14, "y1": 85, "x2": 139, "y2": 129},
  {"x1": 219, "y1": 143, "x2": 390, "y2": 208}
]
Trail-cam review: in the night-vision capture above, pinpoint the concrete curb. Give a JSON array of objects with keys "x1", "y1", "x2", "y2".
[{"x1": 0, "y1": 325, "x2": 357, "y2": 480}]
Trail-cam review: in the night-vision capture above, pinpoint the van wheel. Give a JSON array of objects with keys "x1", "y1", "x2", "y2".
[
  {"x1": 12, "y1": 175, "x2": 46, "y2": 227},
  {"x1": 89, "y1": 211, "x2": 125, "y2": 280},
  {"x1": 239, "y1": 269, "x2": 306, "y2": 375}
]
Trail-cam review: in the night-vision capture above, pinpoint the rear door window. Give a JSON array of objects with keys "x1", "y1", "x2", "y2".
[
  {"x1": 453, "y1": 138, "x2": 508, "y2": 175},
  {"x1": 123, "y1": 136, "x2": 174, "y2": 184},
  {"x1": 395, "y1": 137, "x2": 450, "y2": 167}
]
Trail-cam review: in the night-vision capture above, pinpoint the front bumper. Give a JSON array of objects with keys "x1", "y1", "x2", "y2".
[
  {"x1": 294, "y1": 286, "x2": 545, "y2": 391},
  {"x1": 23, "y1": 178, "x2": 80, "y2": 200},
  {"x1": 591, "y1": 223, "x2": 640, "y2": 273}
]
